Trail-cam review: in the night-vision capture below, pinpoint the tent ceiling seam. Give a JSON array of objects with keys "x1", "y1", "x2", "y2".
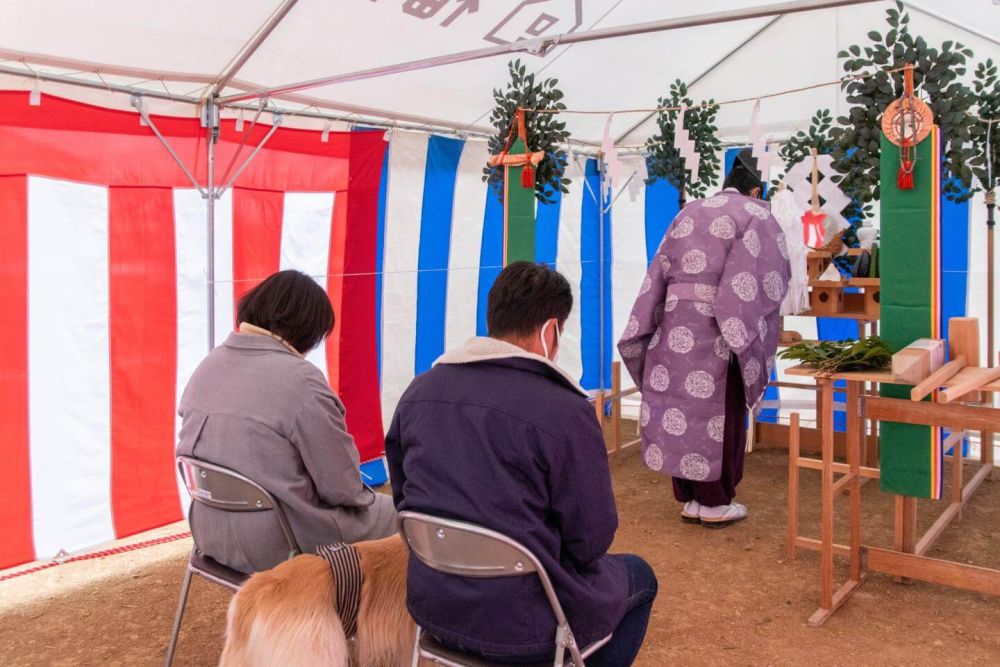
[{"x1": 613, "y1": 14, "x2": 785, "y2": 145}]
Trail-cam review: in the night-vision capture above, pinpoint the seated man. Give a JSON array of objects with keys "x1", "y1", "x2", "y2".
[{"x1": 386, "y1": 261, "x2": 657, "y2": 665}]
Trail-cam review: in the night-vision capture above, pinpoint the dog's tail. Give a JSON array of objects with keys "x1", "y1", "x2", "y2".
[{"x1": 220, "y1": 554, "x2": 349, "y2": 667}]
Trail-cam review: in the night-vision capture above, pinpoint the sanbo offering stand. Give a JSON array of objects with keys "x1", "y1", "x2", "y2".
[{"x1": 784, "y1": 361, "x2": 999, "y2": 626}]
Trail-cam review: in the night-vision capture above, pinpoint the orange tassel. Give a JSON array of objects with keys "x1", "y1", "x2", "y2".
[
  {"x1": 521, "y1": 165, "x2": 535, "y2": 189},
  {"x1": 898, "y1": 160, "x2": 914, "y2": 190}
]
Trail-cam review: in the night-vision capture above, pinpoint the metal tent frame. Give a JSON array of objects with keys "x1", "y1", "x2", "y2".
[{"x1": 4, "y1": 0, "x2": 887, "y2": 394}]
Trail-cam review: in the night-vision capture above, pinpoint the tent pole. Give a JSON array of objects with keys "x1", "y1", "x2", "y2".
[
  {"x1": 219, "y1": 0, "x2": 882, "y2": 106},
  {"x1": 0, "y1": 64, "x2": 202, "y2": 105},
  {"x1": 989, "y1": 202, "x2": 996, "y2": 369},
  {"x1": 130, "y1": 96, "x2": 206, "y2": 196},
  {"x1": 599, "y1": 156, "x2": 607, "y2": 396},
  {"x1": 205, "y1": 98, "x2": 219, "y2": 353},
  {"x1": 216, "y1": 116, "x2": 282, "y2": 198},
  {"x1": 213, "y1": 0, "x2": 300, "y2": 95}
]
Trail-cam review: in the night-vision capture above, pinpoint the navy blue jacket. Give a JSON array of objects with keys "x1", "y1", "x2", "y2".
[{"x1": 385, "y1": 341, "x2": 628, "y2": 657}]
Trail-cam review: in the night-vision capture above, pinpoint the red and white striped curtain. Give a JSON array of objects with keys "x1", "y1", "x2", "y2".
[{"x1": 0, "y1": 93, "x2": 386, "y2": 569}]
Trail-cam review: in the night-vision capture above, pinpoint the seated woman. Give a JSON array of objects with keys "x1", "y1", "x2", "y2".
[{"x1": 177, "y1": 269, "x2": 397, "y2": 573}]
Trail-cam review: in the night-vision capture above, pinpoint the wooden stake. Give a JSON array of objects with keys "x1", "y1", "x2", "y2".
[
  {"x1": 948, "y1": 317, "x2": 982, "y2": 402},
  {"x1": 786, "y1": 412, "x2": 800, "y2": 561},
  {"x1": 894, "y1": 495, "x2": 917, "y2": 585},
  {"x1": 611, "y1": 362, "x2": 621, "y2": 455},
  {"x1": 847, "y1": 381, "x2": 862, "y2": 582},
  {"x1": 910, "y1": 356, "x2": 966, "y2": 402},
  {"x1": 819, "y1": 381, "x2": 834, "y2": 609},
  {"x1": 939, "y1": 367, "x2": 1000, "y2": 404}
]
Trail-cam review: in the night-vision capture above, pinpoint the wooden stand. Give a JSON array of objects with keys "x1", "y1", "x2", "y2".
[
  {"x1": 804, "y1": 251, "x2": 880, "y2": 320},
  {"x1": 785, "y1": 364, "x2": 1000, "y2": 626},
  {"x1": 592, "y1": 362, "x2": 642, "y2": 456}
]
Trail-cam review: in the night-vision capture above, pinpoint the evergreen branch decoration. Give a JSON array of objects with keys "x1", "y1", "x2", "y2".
[
  {"x1": 483, "y1": 59, "x2": 570, "y2": 205},
  {"x1": 772, "y1": 109, "x2": 836, "y2": 186},
  {"x1": 830, "y1": 0, "x2": 977, "y2": 212},
  {"x1": 645, "y1": 79, "x2": 722, "y2": 207},
  {"x1": 778, "y1": 336, "x2": 894, "y2": 376},
  {"x1": 971, "y1": 58, "x2": 1000, "y2": 195}
]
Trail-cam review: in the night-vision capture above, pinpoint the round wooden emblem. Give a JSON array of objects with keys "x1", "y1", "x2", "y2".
[{"x1": 881, "y1": 96, "x2": 933, "y2": 147}]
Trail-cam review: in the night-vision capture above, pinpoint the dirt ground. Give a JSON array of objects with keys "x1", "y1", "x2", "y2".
[{"x1": 2, "y1": 431, "x2": 999, "y2": 666}]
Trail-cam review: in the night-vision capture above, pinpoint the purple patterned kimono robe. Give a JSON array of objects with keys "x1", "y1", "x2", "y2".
[{"x1": 618, "y1": 189, "x2": 790, "y2": 482}]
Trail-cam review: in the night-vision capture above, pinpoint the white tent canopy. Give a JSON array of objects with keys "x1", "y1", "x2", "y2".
[{"x1": 2, "y1": 0, "x2": 998, "y2": 145}]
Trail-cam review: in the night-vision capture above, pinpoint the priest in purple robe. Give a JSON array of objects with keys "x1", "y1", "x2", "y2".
[{"x1": 618, "y1": 151, "x2": 790, "y2": 527}]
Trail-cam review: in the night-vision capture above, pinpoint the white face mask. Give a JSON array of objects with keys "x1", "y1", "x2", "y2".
[{"x1": 540, "y1": 319, "x2": 561, "y2": 363}]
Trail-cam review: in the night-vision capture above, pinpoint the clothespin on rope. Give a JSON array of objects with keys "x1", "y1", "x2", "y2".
[
  {"x1": 235, "y1": 107, "x2": 245, "y2": 132},
  {"x1": 321, "y1": 120, "x2": 331, "y2": 143},
  {"x1": 136, "y1": 95, "x2": 147, "y2": 126},
  {"x1": 29, "y1": 75, "x2": 40, "y2": 106}
]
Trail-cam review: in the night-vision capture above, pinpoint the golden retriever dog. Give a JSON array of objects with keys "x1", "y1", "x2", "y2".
[{"x1": 220, "y1": 534, "x2": 414, "y2": 667}]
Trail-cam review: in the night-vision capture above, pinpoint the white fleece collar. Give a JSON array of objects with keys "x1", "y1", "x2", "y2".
[{"x1": 434, "y1": 337, "x2": 589, "y2": 397}]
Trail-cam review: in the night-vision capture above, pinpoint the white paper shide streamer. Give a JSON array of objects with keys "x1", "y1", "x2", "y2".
[
  {"x1": 627, "y1": 156, "x2": 648, "y2": 202},
  {"x1": 784, "y1": 155, "x2": 851, "y2": 232},
  {"x1": 770, "y1": 189, "x2": 810, "y2": 315},
  {"x1": 601, "y1": 112, "x2": 625, "y2": 199},
  {"x1": 673, "y1": 110, "x2": 701, "y2": 183},
  {"x1": 749, "y1": 99, "x2": 771, "y2": 179}
]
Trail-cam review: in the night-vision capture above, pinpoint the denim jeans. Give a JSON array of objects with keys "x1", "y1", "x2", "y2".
[{"x1": 441, "y1": 554, "x2": 658, "y2": 665}]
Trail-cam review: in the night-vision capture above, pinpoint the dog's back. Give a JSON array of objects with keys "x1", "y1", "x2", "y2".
[
  {"x1": 220, "y1": 534, "x2": 412, "y2": 667},
  {"x1": 220, "y1": 554, "x2": 348, "y2": 667}
]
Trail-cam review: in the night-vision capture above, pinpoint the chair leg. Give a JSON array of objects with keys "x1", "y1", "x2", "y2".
[
  {"x1": 164, "y1": 565, "x2": 195, "y2": 667},
  {"x1": 411, "y1": 625, "x2": 421, "y2": 667}
]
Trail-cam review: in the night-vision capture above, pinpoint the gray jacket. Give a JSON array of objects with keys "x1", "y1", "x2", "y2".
[{"x1": 177, "y1": 332, "x2": 396, "y2": 573}]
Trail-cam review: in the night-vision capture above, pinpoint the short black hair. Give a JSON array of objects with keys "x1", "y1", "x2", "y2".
[
  {"x1": 487, "y1": 261, "x2": 573, "y2": 338},
  {"x1": 236, "y1": 270, "x2": 334, "y2": 354},
  {"x1": 723, "y1": 148, "x2": 764, "y2": 196}
]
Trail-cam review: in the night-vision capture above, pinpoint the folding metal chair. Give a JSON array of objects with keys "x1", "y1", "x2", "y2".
[
  {"x1": 164, "y1": 456, "x2": 301, "y2": 666},
  {"x1": 397, "y1": 511, "x2": 612, "y2": 667}
]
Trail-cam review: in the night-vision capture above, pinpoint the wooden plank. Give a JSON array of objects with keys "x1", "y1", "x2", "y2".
[
  {"x1": 593, "y1": 390, "x2": 604, "y2": 429},
  {"x1": 770, "y1": 381, "x2": 820, "y2": 391},
  {"x1": 610, "y1": 362, "x2": 621, "y2": 455},
  {"x1": 867, "y1": 548, "x2": 1000, "y2": 596},
  {"x1": 620, "y1": 438, "x2": 641, "y2": 451},
  {"x1": 787, "y1": 413, "x2": 800, "y2": 561},
  {"x1": 963, "y1": 462, "x2": 993, "y2": 503},
  {"x1": 894, "y1": 495, "x2": 918, "y2": 585},
  {"x1": 754, "y1": 422, "x2": 850, "y2": 457},
  {"x1": 797, "y1": 309, "x2": 878, "y2": 321},
  {"x1": 796, "y1": 457, "x2": 880, "y2": 478},
  {"x1": 807, "y1": 577, "x2": 865, "y2": 628},
  {"x1": 891, "y1": 338, "x2": 945, "y2": 385},
  {"x1": 847, "y1": 380, "x2": 862, "y2": 582},
  {"x1": 939, "y1": 367, "x2": 1000, "y2": 404},
  {"x1": 916, "y1": 502, "x2": 961, "y2": 557},
  {"x1": 831, "y1": 472, "x2": 854, "y2": 495},
  {"x1": 948, "y1": 317, "x2": 982, "y2": 402},
  {"x1": 795, "y1": 536, "x2": 851, "y2": 557},
  {"x1": 910, "y1": 356, "x2": 966, "y2": 402},
  {"x1": 866, "y1": 397, "x2": 1000, "y2": 433},
  {"x1": 819, "y1": 381, "x2": 835, "y2": 609},
  {"x1": 785, "y1": 363, "x2": 1000, "y2": 393},
  {"x1": 947, "y1": 432, "x2": 965, "y2": 509},
  {"x1": 785, "y1": 364, "x2": 895, "y2": 383}
]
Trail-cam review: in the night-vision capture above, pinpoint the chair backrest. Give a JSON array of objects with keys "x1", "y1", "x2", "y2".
[
  {"x1": 397, "y1": 511, "x2": 568, "y2": 627},
  {"x1": 177, "y1": 456, "x2": 300, "y2": 559}
]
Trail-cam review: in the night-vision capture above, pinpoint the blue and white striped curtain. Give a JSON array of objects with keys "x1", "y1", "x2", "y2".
[{"x1": 375, "y1": 134, "x2": 974, "y2": 437}]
